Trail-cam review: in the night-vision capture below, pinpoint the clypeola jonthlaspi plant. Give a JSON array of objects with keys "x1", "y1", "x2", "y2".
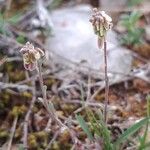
[
  {"x1": 89, "y1": 8, "x2": 113, "y2": 123},
  {"x1": 20, "y1": 42, "x2": 78, "y2": 149},
  {"x1": 76, "y1": 8, "x2": 114, "y2": 150},
  {"x1": 76, "y1": 8, "x2": 150, "y2": 150}
]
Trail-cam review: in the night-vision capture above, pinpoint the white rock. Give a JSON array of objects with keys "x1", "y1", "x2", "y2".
[{"x1": 45, "y1": 5, "x2": 132, "y2": 80}]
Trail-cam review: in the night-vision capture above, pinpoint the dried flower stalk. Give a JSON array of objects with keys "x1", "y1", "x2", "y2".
[
  {"x1": 90, "y1": 8, "x2": 113, "y2": 123},
  {"x1": 20, "y1": 42, "x2": 78, "y2": 148}
]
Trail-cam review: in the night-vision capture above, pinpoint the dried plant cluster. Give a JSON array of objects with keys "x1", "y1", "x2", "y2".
[
  {"x1": 20, "y1": 42, "x2": 44, "y2": 71},
  {"x1": 89, "y1": 8, "x2": 113, "y2": 48},
  {"x1": 90, "y1": 8, "x2": 113, "y2": 123}
]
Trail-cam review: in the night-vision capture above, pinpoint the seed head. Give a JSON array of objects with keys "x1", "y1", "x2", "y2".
[
  {"x1": 90, "y1": 8, "x2": 113, "y2": 48},
  {"x1": 20, "y1": 42, "x2": 44, "y2": 71}
]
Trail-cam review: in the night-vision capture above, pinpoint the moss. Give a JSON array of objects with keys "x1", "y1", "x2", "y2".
[
  {"x1": 0, "y1": 129, "x2": 9, "y2": 145},
  {"x1": 59, "y1": 129, "x2": 70, "y2": 143},
  {"x1": 14, "y1": 127, "x2": 22, "y2": 139},
  {"x1": 28, "y1": 131, "x2": 49, "y2": 149},
  {"x1": 0, "y1": 91, "x2": 11, "y2": 112},
  {"x1": 2, "y1": 61, "x2": 25, "y2": 82},
  {"x1": 52, "y1": 97, "x2": 61, "y2": 110},
  {"x1": 32, "y1": 106, "x2": 38, "y2": 113},
  {"x1": 61, "y1": 104, "x2": 77, "y2": 115},
  {"x1": 4, "y1": 62, "x2": 14, "y2": 72},
  {"x1": 11, "y1": 105, "x2": 27, "y2": 117},
  {"x1": 0, "y1": 130, "x2": 9, "y2": 139},
  {"x1": 51, "y1": 141, "x2": 60, "y2": 150},
  {"x1": 35, "y1": 131, "x2": 48, "y2": 148},
  {"x1": 9, "y1": 70, "x2": 25, "y2": 82},
  {"x1": 44, "y1": 78, "x2": 57, "y2": 87},
  {"x1": 0, "y1": 102, "x2": 5, "y2": 109},
  {"x1": 34, "y1": 131, "x2": 48, "y2": 138},
  {"x1": 1, "y1": 91, "x2": 10, "y2": 104},
  {"x1": 21, "y1": 92, "x2": 32, "y2": 99},
  {"x1": 28, "y1": 134, "x2": 38, "y2": 148}
]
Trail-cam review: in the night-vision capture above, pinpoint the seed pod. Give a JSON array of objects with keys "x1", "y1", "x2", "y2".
[
  {"x1": 93, "y1": 25, "x2": 97, "y2": 34},
  {"x1": 99, "y1": 23, "x2": 104, "y2": 37},
  {"x1": 97, "y1": 37, "x2": 104, "y2": 49},
  {"x1": 89, "y1": 8, "x2": 113, "y2": 49},
  {"x1": 20, "y1": 42, "x2": 45, "y2": 71}
]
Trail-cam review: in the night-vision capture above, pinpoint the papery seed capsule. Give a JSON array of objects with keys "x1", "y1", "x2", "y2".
[
  {"x1": 90, "y1": 8, "x2": 112, "y2": 49},
  {"x1": 93, "y1": 8, "x2": 98, "y2": 13},
  {"x1": 104, "y1": 22, "x2": 109, "y2": 31},
  {"x1": 97, "y1": 37, "x2": 104, "y2": 49},
  {"x1": 93, "y1": 25, "x2": 97, "y2": 34},
  {"x1": 96, "y1": 20, "x2": 100, "y2": 32},
  {"x1": 99, "y1": 23, "x2": 104, "y2": 37},
  {"x1": 89, "y1": 18, "x2": 94, "y2": 23},
  {"x1": 91, "y1": 18, "x2": 96, "y2": 26}
]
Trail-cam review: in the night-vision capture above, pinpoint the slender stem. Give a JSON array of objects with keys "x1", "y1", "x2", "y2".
[
  {"x1": 35, "y1": 63, "x2": 78, "y2": 149},
  {"x1": 36, "y1": 64, "x2": 45, "y2": 101},
  {"x1": 36, "y1": 63, "x2": 64, "y2": 127},
  {"x1": 7, "y1": 116, "x2": 18, "y2": 150},
  {"x1": 147, "y1": 96, "x2": 150, "y2": 117},
  {"x1": 103, "y1": 38, "x2": 109, "y2": 123}
]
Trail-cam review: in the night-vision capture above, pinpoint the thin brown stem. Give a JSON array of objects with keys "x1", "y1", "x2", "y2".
[
  {"x1": 103, "y1": 38, "x2": 109, "y2": 123},
  {"x1": 36, "y1": 63, "x2": 79, "y2": 148},
  {"x1": 36, "y1": 63, "x2": 64, "y2": 127}
]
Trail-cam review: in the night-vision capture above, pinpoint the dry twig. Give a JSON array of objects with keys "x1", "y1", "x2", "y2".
[
  {"x1": 23, "y1": 80, "x2": 36, "y2": 149},
  {"x1": 7, "y1": 116, "x2": 18, "y2": 150}
]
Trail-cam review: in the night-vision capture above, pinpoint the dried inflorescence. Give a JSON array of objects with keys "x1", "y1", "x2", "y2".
[
  {"x1": 90, "y1": 8, "x2": 113, "y2": 48},
  {"x1": 20, "y1": 42, "x2": 44, "y2": 71}
]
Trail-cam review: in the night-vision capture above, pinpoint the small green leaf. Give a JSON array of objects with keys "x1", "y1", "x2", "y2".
[
  {"x1": 128, "y1": 0, "x2": 143, "y2": 7},
  {"x1": 76, "y1": 114, "x2": 94, "y2": 141},
  {"x1": 18, "y1": 144, "x2": 24, "y2": 150},
  {"x1": 16, "y1": 35, "x2": 26, "y2": 44},
  {"x1": 142, "y1": 142, "x2": 150, "y2": 149},
  {"x1": 114, "y1": 117, "x2": 150, "y2": 146},
  {"x1": 129, "y1": 11, "x2": 141, "y2": 25},
  {"x1": 7, "y1": 13, "x2": 22, "y2": 24},
  {"x1": 138, "y1": 122, "x2": 149, "y2": 150}
]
